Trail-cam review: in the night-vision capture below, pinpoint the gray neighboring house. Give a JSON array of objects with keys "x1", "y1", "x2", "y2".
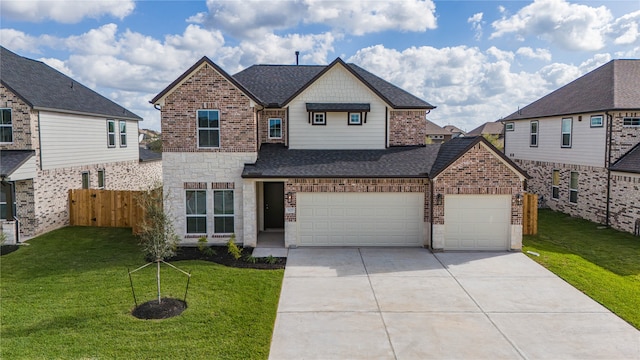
[
  {"x1": 0, "y1": 46, "x2": 162, "y2": 243},
  {"x1": 443, "y1": 125, "x2": 466, "y2": 138},
  {"x1": 425, "y1": 119, "x2": 453, "y2": 143},
  {"x1": 503, "y1": 59, "x2": 640, "y2": 234},
  {"x1": 467, "y1": 121, "x2": 504, "y2": 148}
]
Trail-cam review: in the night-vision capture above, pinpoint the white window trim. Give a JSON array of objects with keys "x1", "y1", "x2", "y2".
[
  {"x1": 312, "y1": 112, "x2": 326, "y2": 125},
  {"x1": 530, "y1": 120, "x2": 538, "y2": 147},
  {"x1": 0, "y1": 108, "x2": 13, "y2": 144},
  {"x1": 623, "y1": 117, "x2": 640, "y2": 127},
  {"x1": 268, "y1": 118, "x2": 282, "y2": 139},
  {"x1": 551, "y1": 169, "x2": 560, "y2": 200},
  {"x1": 590, "y1": 115, "x2": 603, "y2": 128},
  {"x1": 197, "y1": 109, "x2": 221, "y2": 148},
  {"x1": 81, "y1": 171, "x2": 90, "y2": 189},
  {"x1": 505, "y1": 122, "x2": 514, "y2": 131},
  {"x1": 119, "y1": 120, "x2": 127, "y2": 148},
  {"x1": 561, "y1": 117, "x2": 572, "y2": 148},
  {"x1": 569, "y1": 171, "x2": 578, "y2": 204},
  {"x1": 107, "y1": 120, "x2": 116, "y2": 148},
  {"x1": 185, "y1": 190, "x2": 207, "y2": 234},
  {"x1": 348, "y1": 112, "x2": 362, "y2": 126},
  {"x1": 213, "y1": 189, "x2": 234, "y2": 234}
]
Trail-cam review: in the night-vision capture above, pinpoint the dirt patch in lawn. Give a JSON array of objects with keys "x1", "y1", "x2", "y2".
[
  {"x1": 0, "y1": 245, "x2": 20, "y2": 256},
  {"x1": 165, "y1": 246, "x2": 286, "y2": 270},
  {"x1": 132, "y1": 298, "x2": 187, "y2": 319}
]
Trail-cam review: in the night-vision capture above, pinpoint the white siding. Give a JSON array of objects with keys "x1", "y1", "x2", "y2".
[
  {"x1": 288, "y1": 65, "x2": 387, "y2": 149},
  {"x1": 39, "y1": 111, "x2": 139, "y2": 170},
  {"x1": 7, "y1": 156, "x2": 36, "y2": 181},
  {"x1": 504, "y1": 113, "x2": 607, "y2": 167}
]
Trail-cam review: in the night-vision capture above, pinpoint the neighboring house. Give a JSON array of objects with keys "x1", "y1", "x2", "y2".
[
  {"x1": 0, "y1": 47, "x2": 162, "y2": 243},
  {"x1": 139, "y1": 128, "x2": 160, "y2": 147},
  {"x1": 425, "y1": 119, "x2": 452, "y2": 143},
  {"x1": 468, "y1": 121, "x2": 504, "y2": 149},
  {"x1": 151, "y1": 57, "x2": 527, "y2": 251},
  {"x1": 443, "y1": 125, "x2": 466, "y2": 138},
  {"x1": 503, "y1": 59, "x2": 640, "y2": 234}
]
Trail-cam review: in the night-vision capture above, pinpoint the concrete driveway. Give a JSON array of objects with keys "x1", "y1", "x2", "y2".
[{"x1": 269, "y1": 248, "x2": 640, "y2": 360}]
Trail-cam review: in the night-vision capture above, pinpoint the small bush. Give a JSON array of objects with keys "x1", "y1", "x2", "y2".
[
  {"x1": 197, "y1": 236, "x2": 216, "y2": 256},
  {"x1": 226, "y1": 234, "x2": 242, "y2": 260},
  {"x1": 243, "y1": 253, "x2": 257, "y2": 264}
]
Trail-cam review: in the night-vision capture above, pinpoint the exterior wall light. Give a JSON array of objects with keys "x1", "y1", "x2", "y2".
[
  {"x1": 286, "y1": 192, "x2": 293, "y2": 203},
  {"x1": 515, "y1": 193, "x2": 523, "y2": 206},
  {"x1": 435, "y1": 193, "x2": 443, "y2": 206}
]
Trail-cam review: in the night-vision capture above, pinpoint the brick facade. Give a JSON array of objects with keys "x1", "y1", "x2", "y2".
[
  {"x1": 259, "y1": 109, "x2": 287, "y2": 146},
  {"x1": 609, "y1": 173, "x2": 640, "y2": 233},
  {"x1": 389, "y1": 110, "x2": 427, "y2": 146},
  {"x1": 161, "y1": 64, "x2": 256, "y2": 153},
  {"x1": 609, "y1": 111, "x2": 640, "y2": 164},
  {"x1": 0, "y1": 84, "x2": 36, "y2": 150}
]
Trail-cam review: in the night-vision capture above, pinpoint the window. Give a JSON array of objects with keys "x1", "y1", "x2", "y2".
[
  {"x1": 82, "y1": 172, "x2": 90, "y2": 189},
  {"x1": 623, "y1": 117, "x2": 640, "y2": 126},
  {"x1": 97, "y1": 169, "x2": 105, "y2": 189},
  {"x1": 186, "y1": 190, "x2": 207, "y2": 234},
  {"x1": 348, "y1": 112, "x2": 362, "y2": 125},
  {"x1": 213, "y1": 190, "x2": 234, "y2": 234},
  {"x1": 198, "y1": 110, "x2": 220, "y2": 147},
  {"x1": 119, "y1": 121, "x2": 127, "y2": 147},
  {"x1": 569, "y1": 171, "x2": 578, "y2": 204},
  {"x1": 552, "y1": 170, "x2": 560, "y2": 199},
  {"x1": 590, "y1": 115, "x2": 603, "y2": 128},
  {"x1": 505, "y1": 122, "x2": 514, "y2": 131},
  {"x1": 561, "y1": 118, "x2": 572, "y2": 148},
  {"x1": 0, "y1": 182, "x2": 16, "y2": 220},
  {"x1": 268, "y1": 118, "x2": 282, "y2": 139},
  {"x1": 312, "y1": 112, "x2": 326, "y2": 125},
  {"x1": 0, "y1": 108, "x2": 12, "y2": 143},
  {"x1": 530, "y1": 121, "x2": 538, "y2": 147},
  {"x1": 107, "y1": 120, "x2": 116, "y2": 147}
]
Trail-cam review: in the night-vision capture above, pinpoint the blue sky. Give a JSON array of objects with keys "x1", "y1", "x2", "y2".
[{"x1": 1, "y1": 0, "x2": 639, "y2": 132}]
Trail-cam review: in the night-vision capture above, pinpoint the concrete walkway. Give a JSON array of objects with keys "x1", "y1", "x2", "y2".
[{"x1": 269, "y1": 248, "x2": 640, "y2": 360}]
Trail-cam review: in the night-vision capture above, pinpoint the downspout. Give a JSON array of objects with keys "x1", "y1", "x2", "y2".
[
  {"x1": 385, "y1": 107, "x2": 388, "y2": 148},
  {"x1": 286, "y1": 107, "x2": 290, "y2": 148},
  {"x1": 256, "y1": 108, "x2": 262, "y2": 151},
  {"x1": 605, "y1": 111, "x2": 613, "y2": 227},
  {"x1": 429, "y1": 178, "x2": 434, "y2": 249}
]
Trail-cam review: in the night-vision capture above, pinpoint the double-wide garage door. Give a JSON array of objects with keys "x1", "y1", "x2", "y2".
[
  {"x1": 444, "y1": 194, "x2": 511, "y2": 250},
  {"x1": 297, "y1": 192, "x2": 424, "y2": 246}
]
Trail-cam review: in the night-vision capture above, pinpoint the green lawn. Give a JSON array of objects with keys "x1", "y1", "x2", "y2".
[
  {"x1": 523, "y1": 209, "x2": 640, "y2": 329},
  {"x1": 0, "y1": 227, "x2": 284, "y2": 359}
]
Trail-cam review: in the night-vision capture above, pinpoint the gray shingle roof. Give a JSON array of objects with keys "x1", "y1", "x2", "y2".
[
  {"x1": 503, "y1": 60, "x2": 640, "y2": 121},
  {"x1": 1, "y1": 47, "x2": 141, "y2": 120},
  {"x1": 425, "y1": 120, "x2": 452, "y2": 136},
  {"x1": 243, "y1": 137, "x2": 527, "y2": 179},
  {"x1": 467, "y1": 121, "x2": 504, "y2": 136},
  {"x1": 139, "y1": 147, "x2": 162, "y2": 162},
  {"x1": 610, "y1": 143, "x2": 640, "y2": 174},
  {"x1": 0, "y1": 150, "x2": 35, "y2": 177}
]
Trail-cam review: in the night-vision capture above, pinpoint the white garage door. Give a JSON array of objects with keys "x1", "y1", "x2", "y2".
[
  {"x1": 297, "y1": 192, "x2": 424, "y2": 246},
  {"x1": 444, "y1": 195, "x2": 510, "y2": 250}
]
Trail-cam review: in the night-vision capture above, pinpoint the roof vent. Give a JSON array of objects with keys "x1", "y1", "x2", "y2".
[{"x1": 295, "y1": 51, "x2": 300, "y2": 65}]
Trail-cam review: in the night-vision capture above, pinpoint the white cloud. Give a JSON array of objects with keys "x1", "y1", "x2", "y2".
[
  {"x1": 190, "y1": 0, "x2": 437, "y2": 38},
  {"x1": 516, "y1": 47, "x2": 552, "y2": 61},
  {"x1": 468, "y1": 12, "x2": 484, "y2": 41},
  {"x1": 0, "y1": 0, "x2": 134, "y2": 23},
  {"x1": 490, "y1": 0, "x2": 613, "y2": 51},
  {"x1": 609, "y1": 10, "x2": 640, "y2": 45}
]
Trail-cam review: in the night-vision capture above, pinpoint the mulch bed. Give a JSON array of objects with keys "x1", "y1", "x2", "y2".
[
  {"x1": 165, "y1": 246, "x2": 286, "y2": 270},
  {"x1": 0, "y1": 245, "x2": 20, "y2": 256},
  {"x1": 132, "y1": 298, "x2": 187, "y2": 319}
]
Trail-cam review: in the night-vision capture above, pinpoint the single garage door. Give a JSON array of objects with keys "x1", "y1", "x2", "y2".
[
  {"x1": 444, "y1": 194, "x2": 510, "y2": 250},
  {"x1": 297, "y1": 192, "x2": 424, "y2": 246}
]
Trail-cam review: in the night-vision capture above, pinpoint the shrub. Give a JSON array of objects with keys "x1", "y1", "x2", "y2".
[{"x1": 226, "y1": 234, "x2": 242, "y2": 260}]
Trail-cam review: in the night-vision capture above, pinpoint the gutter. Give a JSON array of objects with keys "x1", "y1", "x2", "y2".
[{"x1": 605, "y1": 111, "x2": 613, "y2": 227}]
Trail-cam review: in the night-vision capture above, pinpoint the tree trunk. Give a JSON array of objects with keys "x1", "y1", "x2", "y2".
[{"x1": 156, "y1": 260, "x2": 161, "y2": 304}]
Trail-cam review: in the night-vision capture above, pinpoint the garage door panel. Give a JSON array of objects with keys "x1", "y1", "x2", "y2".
[
  {"x1": 444, "y1": 195, "x2": 510, "y2": 251},
  {"x1": 297, "y1": 192, "x2": 423, "y2": 246}
]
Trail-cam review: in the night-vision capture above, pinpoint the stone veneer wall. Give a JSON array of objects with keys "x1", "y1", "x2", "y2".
[
  {"x1": 514, "y1": 159, "x2": 608, "y2": 225},
  {"x1": 14, "y1": 179, "x2": 36, "y2": 236},
  {"x1": 389, "y1": 110, "x2": 426, "y2": 146},
  {"x1": 161, "y1": 64, "x2": 256, "y2": 153},
  {"x1": 609, "y1": 173, "x2": 640, "y2": 234},
  {"x1": 432, "y1": 143, "x2": 524, "y2": 226},
  {"x1": 259, "y1": 109, "x2": 286, "y2": 145}
]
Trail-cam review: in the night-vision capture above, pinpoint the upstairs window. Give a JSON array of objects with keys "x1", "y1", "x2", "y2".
[
  {"x1": 623, "y1": 117, "x2": 640, "y2": 127},
  {"x1": 119, "y1": 121, "x2": 127, "y2": 147},
  {"x1": 530, "y1": 121, "x2": 538, "y2": 147},
  {"x1": 198, "y1": 110, "x2": 220, "y2": 147},
  {"x1": 107, "y1": 120, "x2": 116, "y2": 147},
  {"x1": 82, "y1": 172, "x2": 90, "y2": 189},
  {"x1": 590, "y1": 115, "x2": 603, "y2": 128},
  {"x1": 186, "y1": 190, "x2": 207, "y2": 234},
  {"x1": 268, "y1": 118, "x2": 282, "y2": 139},
  {"x1": 561, "y1": 118, "x2": 572, "y2": 148},
  {"x1": 214, "y1": 190, "x2": 234, "y2": 234},
  {"x1": 348, "y1": 113, "x2": 362, "y2": 125},
  {"x1": 552, "y1": 169, "x2": 560, "y2": 199},
  {"x1": 0, "y1": 109, "x2": 12, "y2": 143},
  {"x1": 505, "y1": 122, "x2": 514, "y2": 131},
  {"x1": 312, "y1": 112, "x2": 326, "y2": 125},
  {"x1": 569, "y1": 171, "x2": 578, "y2": 204}
]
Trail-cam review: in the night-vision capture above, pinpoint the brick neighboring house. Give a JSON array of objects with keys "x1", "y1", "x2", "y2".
[
  {"x1": 151, "y1": 56, "x2": 527, "y2": 251},
  {"x1": 0, "y1": 47, "x2": 162, "y2": 243},
  {"x1": 503, "y1": 59, "x2": 640, "y2": 234}
]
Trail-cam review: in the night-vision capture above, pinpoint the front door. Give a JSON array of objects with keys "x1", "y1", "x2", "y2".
[{"x1": 264, "y1": 182, "x2": 284, "y2": 229}]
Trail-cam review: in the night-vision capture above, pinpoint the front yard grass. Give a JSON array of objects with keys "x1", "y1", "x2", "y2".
[
  {"x1": 523, "y1": 209, "x2": 640, "y2": 329},
  {"x1": 0, "y1": 227, "x2": 284, "y2": 359}
]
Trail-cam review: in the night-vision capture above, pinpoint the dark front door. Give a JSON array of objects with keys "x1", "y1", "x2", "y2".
[{"x1": 264, "y1": 182, "x2": 284, "y2": 229}]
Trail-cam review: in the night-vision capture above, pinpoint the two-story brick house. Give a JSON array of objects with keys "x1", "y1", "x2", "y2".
[
  {"x1": 152, "y1": 56, "x2": 528, "y2": 251},
  {"x1": 503, "y1": 59, "x2": 640, "y2": 234},
  {"x1": 0, "y1": 47, "x2": 162, "y2": 243}
]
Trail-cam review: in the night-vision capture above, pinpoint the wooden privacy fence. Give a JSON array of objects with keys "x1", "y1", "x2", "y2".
[
  {"x1": 522, "y1": 193, "x2": 538, "y2": 235},
  {"x1": 69, "y1": 189, "x2": 149, "y2": 234}
]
